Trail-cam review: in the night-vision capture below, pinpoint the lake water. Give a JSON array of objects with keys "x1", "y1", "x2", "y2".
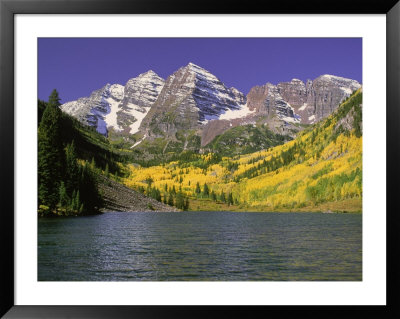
[{"x1": 38, "y1": 211, "x2": 362, "y2": 281}]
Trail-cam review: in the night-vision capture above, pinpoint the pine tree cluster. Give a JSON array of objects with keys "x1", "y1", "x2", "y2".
[{"x1": 38, "y1": 90, "x2": 102, "y2": 216}]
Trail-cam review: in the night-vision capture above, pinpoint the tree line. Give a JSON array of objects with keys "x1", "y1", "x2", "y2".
[{"x1": 38, "y1": 90, "x2": 102, "y2": 216}]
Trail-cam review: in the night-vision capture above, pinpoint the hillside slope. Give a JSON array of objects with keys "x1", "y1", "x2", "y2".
[
  {"x1": 97, "y1": 175, "x2": 179, "y2": 212},
  {"x1": 123, "y1": 90, "x2": 362, "y2": 212},
  {"x1": 38, "y1": 93, "x2": 182, "y2": 216}
]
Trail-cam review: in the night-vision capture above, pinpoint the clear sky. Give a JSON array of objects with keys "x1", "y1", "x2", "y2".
[{"x1": 38, "y1": 38, "x2": 362, "y2": 103}]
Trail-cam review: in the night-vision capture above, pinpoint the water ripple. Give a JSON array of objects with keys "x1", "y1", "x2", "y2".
[{"x1": 38, "y1": 212, "x2": 362, "y2": 281}]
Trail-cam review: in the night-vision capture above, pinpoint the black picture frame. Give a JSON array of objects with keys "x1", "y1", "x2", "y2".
[{"x1": 1, "y1": 0, "x2": 399, "y2": 317}]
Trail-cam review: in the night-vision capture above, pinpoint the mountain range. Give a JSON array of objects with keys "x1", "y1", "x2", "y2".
[{"x1": 60, "y1": 63, "x2": 361, "y2": 154}]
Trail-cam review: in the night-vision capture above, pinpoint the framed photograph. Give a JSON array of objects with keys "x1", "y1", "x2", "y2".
[{"x1": 1, "y1": 0, "x2": 399, "y2": 317}]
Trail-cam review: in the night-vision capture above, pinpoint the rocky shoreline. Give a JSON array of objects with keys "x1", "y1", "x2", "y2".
[{"x1": 97, "y1": 174, "x2": 180, "y2": 213}]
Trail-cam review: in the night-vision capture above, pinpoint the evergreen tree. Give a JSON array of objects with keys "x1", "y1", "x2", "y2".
[
  {"x1": 48, "y1": 88, "x2": 61, "y2": 106},
  {"x1": 175, "y1": 191, "x2": 185, "y2": 210},
  {"x1": 81, "y1": 162, "x2": 102, "y2": 212},
  {"x1": 90, "y1": 157, "x2": 96, "y2": 169},
  {"x1": 38, "y1": 89, "x2": 64, "y2": 208},
  {"x1": 70, "y1": 190, "x2": 76, "y2": 211},
  {"x1": 145, "y1": 176, "x2": 154, "y2": 186},
  {"x1": 228, "y1": 193, "x2": 234, "y2": 205},
  {"x1": 74, "y1": 190, "x2": 80, "y2": 212},
  {"x1": 195, "y1": 182, "x2": 201, "y2": 194},
  {"x1": 184, "y1": 198, "x2": 189, "y2": 211},
  {"x1": 203, "y1": 183, "x2": 209, "y2": 196},
  {"x1": 211, "y1": 190, "x2": 217, "y2": 201},
  {"x1": 220, "y1": 191, "x2": 226, "y2": 203},
  {"x1": 150, "y1": 187, "x2": 161, "y2": 202},
  {"x1": 104, "y1": 163, "x2": 109, "y2": 178},
  {"x1": 58, "y1": 181, "x2": 69, "y2": 207},
  {"x1": 64, "y1": 141, "x2": 80, "y2": 195},
  {"x1": 168, "y1": 194, "x2": 174, "y2": 206},
  {"x1": 38, "y1": 99, "x2": 47, "y2": 126}
]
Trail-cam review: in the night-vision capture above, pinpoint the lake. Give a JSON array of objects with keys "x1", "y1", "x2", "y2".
[{"x1": 38, "y1": 211, "x2": 362, "y2": 281}]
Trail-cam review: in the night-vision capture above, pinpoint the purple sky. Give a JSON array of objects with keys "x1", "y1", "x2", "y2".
[{"x1": 38, "y1": 38, "x2": 362, "y2": 103}]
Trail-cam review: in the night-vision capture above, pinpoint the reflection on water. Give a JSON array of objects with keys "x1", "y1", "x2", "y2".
[{"x1": 38, "y1": 212, "x2": 362, "y2": 281}]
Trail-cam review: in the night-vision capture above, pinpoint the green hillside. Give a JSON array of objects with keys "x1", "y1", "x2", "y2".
[
  {"x1": 123, "y1": 90, "x2": 363, "y2": 212},
  {"x1": 38, "y1": 90, "x2": 133, "y2": 216},
  {"x1": 205, "y1": 124, "x2": 291, "y2": 156}
]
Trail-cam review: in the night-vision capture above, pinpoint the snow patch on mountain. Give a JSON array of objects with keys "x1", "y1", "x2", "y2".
[
  {"x1": 319, "y1": 74, "x2": 361, "y2": 95},
  {"x1": 280, "y1": 114, "x2": 301, "y2": 124},
  {"x1": 298, "y1": 103, "x2": 308, "y2": 111},
  {"x1": 185, "y1": 63, "x2": 247, "y2": 123},
  {"x1": 340, "y1": 87, "x2": 353, "y2": 95},
  {"x1": 129, "y1": 105, "x2": 151, "y2": 134},
  {"x1": 131, "y1": 135, "x2": 146, "y2": 148},
  {"x1": 90, "y1": 107, "x2": 108, "y2": 135},
  {"x1": 218, "y1": 103, "x2": 255, "y2": 120},
  {"x1": 103, "y1": 97, "x2": 121, "y2": 131},
  {"x1": 61, "y1": 72, "x2": 164, "y2": 136},
  {"x1": 101, "y1": 84, "x2": 125, "y2": 131}
]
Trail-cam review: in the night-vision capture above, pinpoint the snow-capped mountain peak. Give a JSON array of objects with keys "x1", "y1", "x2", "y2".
[
  {"x1": 183, "y1": 63, "x2": 247, "y2": 122},
  {"x1": 187, "y1": 62, "x2": 202, "y2": 68},
  {"x1": 290, "y1": 78, "x2": 304, "y2": 84},
  {"x1": 60, "y1": 64, "x2": 361, "y2": 148},
  {"x1": 318, "y1": 74, "x2": 361, "y2": 92},
  {"x1": 61, "y1": 70, "x2": 165, "y2": 136},
  {"x1": 137, "y1": 69, "x2": 160, "y2": 80},
  {"x1": 320, "y1": 74, "x2": 354, "y2": 81}
]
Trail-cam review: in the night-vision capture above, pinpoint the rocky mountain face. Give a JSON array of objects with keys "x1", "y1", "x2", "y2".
[
  {"x1": 200, "y1": 81, "x2": 299, "y2": 147},
  {"x1": 201, "y1": 75, "x2": 361, "y2": 146},
  {"x1": 60, "y1": 63, "x2": 361, "y2": 152},
  {"x1": 139, "y1": 63, "x2": 247, "y2": 141},
  {"x1": 61, "y1": 83, "x2": 123, "y2": 135},
  {"x1": 61, "y1": 71, "x2": 165, "y2": 136},
  {"x1": 277, "y1": 75, "x2": 361, "y2": 124}
]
